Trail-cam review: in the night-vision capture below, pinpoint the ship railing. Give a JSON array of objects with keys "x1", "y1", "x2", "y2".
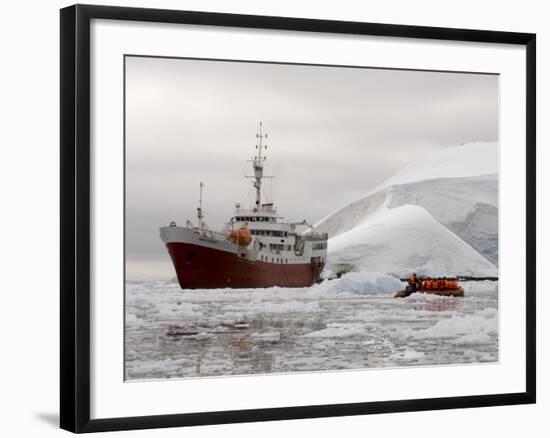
[{"x1": 303, "y1": 232, "x2": 328, "y2": 241}]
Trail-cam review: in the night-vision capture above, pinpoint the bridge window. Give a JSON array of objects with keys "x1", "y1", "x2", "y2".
[{"x1": 269, "y1": 243, "x2": 284, "y2": 252}]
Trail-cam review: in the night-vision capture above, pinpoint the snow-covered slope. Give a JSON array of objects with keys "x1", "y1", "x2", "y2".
[
  {"x1": 386, "y1": 175, "x2": 498, "y2": 264},
  {"x1": 315, "y1": 142, "x2": 498, "y2": 276}
]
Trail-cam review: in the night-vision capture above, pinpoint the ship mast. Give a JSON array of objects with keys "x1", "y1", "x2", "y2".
[
  {"x1": 197, "y1": 181, "x2": 205, "y2": 229},
  {"x1": 253, "y1": 122, "x2": 267, "y2": 210}
]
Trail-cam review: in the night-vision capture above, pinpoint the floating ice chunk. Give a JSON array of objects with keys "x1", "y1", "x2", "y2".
[
  {"x1": 402, "y1": 312, "x2": 498, "y2": 340},
  {"x1": 363, "y1": 338, "x2": 378, "y2": 345},
  {"x1": 129, "y1": 357, "x2": 194, "y2": 375},
  {"x1": 126, "y1": 313, "x2": 139, "y2": 324},
  {"x1": 320, "y1": 269, "x2": 337, "y2": 280},
  {"x1": 462, "y1": 281, "x2": 498, "y2": 294},
  {"x1": 245, "y1": 300, "x2": 321, "y2": 314},
  {"x1": 216, "y1": 312, "x2": 247, "y2": 325},
  {"x1": 451, "y1": 333, "x2": 493, "y2": 345},
  {"x1": 396, "y1": 349, "x2": 425, "y2": 360},
  {"x1": 154, "y1": 302, "x2": 202, "y2": 321},
  {"x1": 250, "y1": 332, "x2": 281, "y2": 342},
  {"x1": 476, "y1": 307, "x2": 498, "y2": 318},
  {"x1": 314, "y1": 271, "x2": 402, "y2": 295},
  {"x1": 303, "y1": 323, "x2": 366, "y2": 338},
  {"x1": 193, "y1": 331, "x2": 217, "y2": 340}
]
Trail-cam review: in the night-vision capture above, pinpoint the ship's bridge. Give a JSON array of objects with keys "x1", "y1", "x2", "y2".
[
  {"x1": 233, "y1": 214, "x2": 277, "y2": 223},
  {"x1": 231, "y1": 202, "x2": 298, "y2": 241},
  {"x1": 232, "y1": 202, "x2": 279, "y2": 223},
  {"x1": 231, "y1": 215, "x2": 292, "y2": 233}
]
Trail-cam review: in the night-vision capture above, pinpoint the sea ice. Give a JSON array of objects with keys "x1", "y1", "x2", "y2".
[{"x1": 125, "y1": 278, "x2": 498, "y2": 379}]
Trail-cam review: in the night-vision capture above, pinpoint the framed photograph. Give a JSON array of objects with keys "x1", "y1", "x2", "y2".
[{"x1": 60, "y1": 4, "x2": 536, "y2": 433}]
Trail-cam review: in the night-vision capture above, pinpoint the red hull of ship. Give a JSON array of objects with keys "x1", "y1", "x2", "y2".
[{"x1": 166, "y1": 242, "x2": 324, "y2": 289}]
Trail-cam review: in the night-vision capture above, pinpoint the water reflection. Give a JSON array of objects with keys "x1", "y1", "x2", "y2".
[{"x1": 411, "y1": 298, "x2": 462, "y2": 312}]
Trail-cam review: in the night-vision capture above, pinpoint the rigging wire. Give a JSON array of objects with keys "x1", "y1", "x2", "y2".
[{"x1": 241, "y1": 184, "x2": 253, "y2": 210}]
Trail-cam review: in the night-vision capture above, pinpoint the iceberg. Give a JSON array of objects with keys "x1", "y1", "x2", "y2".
[{"x1": 315, "y1": 142, "x2": 498, "y2": 276}]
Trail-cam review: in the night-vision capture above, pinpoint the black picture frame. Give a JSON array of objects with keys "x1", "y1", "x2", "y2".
[{"x1": 60, "y1": 4, "x2": 536, "y2": 433}]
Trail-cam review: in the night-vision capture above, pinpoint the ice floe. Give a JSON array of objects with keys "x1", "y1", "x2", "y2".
[{"x1": 125, "y1": 277, "x2": 498, "y2": 380}]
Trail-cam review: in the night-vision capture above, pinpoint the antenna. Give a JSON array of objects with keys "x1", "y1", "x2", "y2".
[
  {"x1": 197, "y1": 181, "x2": 205, "y2": 229},
  {"x1": 245, "y1": 122, "x2": 273, "y2": 211},
  {"x1": 253, "y1": 122, "x2": 267, "y2": 209},
  {"x1": 257, "y1": 121, "x2": 267, "y2": 162}
]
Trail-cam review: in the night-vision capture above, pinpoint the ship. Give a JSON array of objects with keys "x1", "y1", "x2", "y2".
[{"x1": 159, "y1": 123, "x2": 328, "y2": 289}]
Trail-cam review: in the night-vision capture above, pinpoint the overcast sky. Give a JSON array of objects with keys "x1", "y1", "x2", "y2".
[{"x1": 125, "y1": 55, "x2": 498, "y2": 280}]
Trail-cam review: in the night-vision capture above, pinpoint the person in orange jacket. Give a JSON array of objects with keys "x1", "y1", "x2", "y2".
[{"x1": 407, "y1": 273, "x2": 418, "y2": 293}]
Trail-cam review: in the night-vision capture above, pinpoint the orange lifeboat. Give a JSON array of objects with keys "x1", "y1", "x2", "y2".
[
  {"x1": 394, "y1": 276, "x2": 464, "y2": 298},
  {"x1": 228, "y1": 227, "x2": 252, "y2": 247}
]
